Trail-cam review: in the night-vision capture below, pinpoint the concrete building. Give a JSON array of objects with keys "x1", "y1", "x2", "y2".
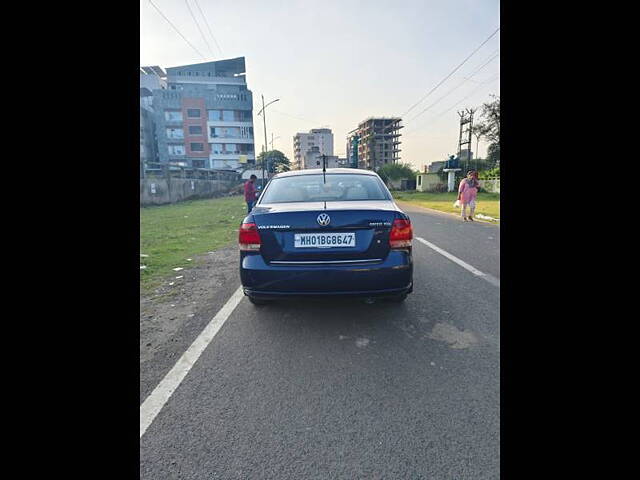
[
  {"x1": 140, "y1": 66, "x2": 167, "y2": 176},
  {"x1": 416, "y1": 173, "x2": 441, "y2": 192},
  {"x1": 140, "y1": 66, "x2": 167, "y2": 96},
  {"x1": 346, "y1": 132, "x2": 360, "y2": 168},
  {"x1": 348, "y1": 118, "x2": 402, "y2": 171},
  {"x1": 427, "y1": 161, "x2": 445, "y2": 173},
  {"x1": 140, "y1": 107, "x2": 157, "y2": 177},
  {"x1": 303, "y1": 146, "x2": 341, "y2": 169},
  {"x1": 293, "y1": 128, "x2": 334, "y2": 169},
  {"x1": 151, "y1": 57, "x2": 255, "y2": 171}
]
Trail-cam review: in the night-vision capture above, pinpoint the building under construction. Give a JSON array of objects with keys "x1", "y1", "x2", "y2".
[{"x1": 347, "y1": 117, "x2": 402, "y2": 171}]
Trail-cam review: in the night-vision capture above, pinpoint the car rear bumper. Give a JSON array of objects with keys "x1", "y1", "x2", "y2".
[{"x1": 240, "y1": 250, "x2": 413, "y2": 298}]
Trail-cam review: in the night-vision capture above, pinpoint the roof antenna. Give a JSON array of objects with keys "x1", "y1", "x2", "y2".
[
  {"x1": 322, "y1": 154, "x2": 326, "y2": 184},
  {"x1": 322, "y1": 154, "x2": 327, "y2": 210}
]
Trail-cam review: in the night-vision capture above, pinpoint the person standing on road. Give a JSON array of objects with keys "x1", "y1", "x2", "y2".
[
  {"x1": 244, "y1": 174, "x2": 258, "y2": 213},
  {"x1": 458, "y1": 170, "x2": 480, "y2": 221}
]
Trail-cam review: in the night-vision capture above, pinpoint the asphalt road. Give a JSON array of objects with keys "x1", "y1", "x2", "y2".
[{"x1": 140, "y1": 204, "x2": 500, "y2": 479}]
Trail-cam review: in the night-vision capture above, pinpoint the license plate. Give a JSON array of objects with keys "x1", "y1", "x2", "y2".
[{"x1": 294, "y1": 232, "x2": 355, "y2": 248}]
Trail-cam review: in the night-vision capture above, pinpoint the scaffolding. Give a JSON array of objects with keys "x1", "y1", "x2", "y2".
[{"x1": 352, "y1": 117, "x2": 403, "y2": 171}]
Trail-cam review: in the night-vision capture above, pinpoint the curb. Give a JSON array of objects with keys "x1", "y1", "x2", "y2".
[{"x1": 394, "y1": 200, "x2": 500, "y2": 227}]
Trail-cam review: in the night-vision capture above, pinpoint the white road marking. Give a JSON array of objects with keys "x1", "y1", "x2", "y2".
[
  {"x1": 414, "y1": 236, "x2": 500, "y2": 287},
  {"x1": 140, "y1": 286, "x2": 245, "y2": 438}
]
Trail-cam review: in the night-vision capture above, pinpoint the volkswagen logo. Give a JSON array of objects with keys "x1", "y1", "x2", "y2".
[{"x1": 317, "y1": 213, "x2": 331, "y2": 226}]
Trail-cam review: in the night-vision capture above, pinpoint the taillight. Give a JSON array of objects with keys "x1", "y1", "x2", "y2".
[
  {"x1": 239, "y1": 222, "x2": 261, "y2": 251},
  {"x1": 389, "y1": 218, "x2": 412, "y2": 249}
]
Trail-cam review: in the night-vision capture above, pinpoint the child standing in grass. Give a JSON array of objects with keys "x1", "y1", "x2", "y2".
[{"x1": 458, "y1": 170, "x2": 479, "y2": 221}]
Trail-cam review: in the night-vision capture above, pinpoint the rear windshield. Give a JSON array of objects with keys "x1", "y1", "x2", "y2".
[{"x1": 259, "y1": 174, "x2": 391, "y2": 203}]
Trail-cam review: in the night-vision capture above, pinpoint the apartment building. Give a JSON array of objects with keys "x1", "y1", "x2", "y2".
[
  {"x1": 293, "y1": 128, "x2": 334, "y2": 169},
  {"x1": 348, "y1": 118, "x2": 402, "y2": 171},
  {"x1": 152, "y1": 57, "x2": 255, "y2": 171},
  {"x1": 303, "y1": 146, "x2": 341, "y2": 169},
  {"x1": 140, "y1": 66, "x2": 167, "y2": 176}
]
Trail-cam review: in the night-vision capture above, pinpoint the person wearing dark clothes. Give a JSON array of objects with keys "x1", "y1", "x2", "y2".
[{"x1": 244, "y1": 174, "x2": 258, "y2": 213}]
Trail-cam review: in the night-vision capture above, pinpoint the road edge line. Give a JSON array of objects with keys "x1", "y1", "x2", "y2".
[
  {"x1": 140, "y1": 285, "x2": 245, "y2": 438},
  {"x1": 415, "y1": 236, "x2": 500, "y2": 287}
]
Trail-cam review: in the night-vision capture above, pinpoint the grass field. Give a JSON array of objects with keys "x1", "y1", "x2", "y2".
[
  {"x1": 140, "y1": 195, "x2": 247, "y2": 289},
  {"x1": 392, "y1": 191, "x2": 500, "y2": 221}
]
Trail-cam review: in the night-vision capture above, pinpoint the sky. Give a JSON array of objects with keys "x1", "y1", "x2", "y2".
[{"x1": 140, "y1": 0, "x2": 500, "y2": 171}]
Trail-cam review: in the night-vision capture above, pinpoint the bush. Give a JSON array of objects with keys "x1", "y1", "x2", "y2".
[{"x1": 479, "y1": 166, "x2": 500, "y2": 179}]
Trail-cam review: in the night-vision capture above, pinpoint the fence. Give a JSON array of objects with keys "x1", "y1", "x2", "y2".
[
  {"x1": 141, "y1": 163, "x2": 243, "y2": 205},
  {"x1": 142, "y1": 163, "x2": 239, "y2": 182},
  {"x1": 141, "y1": 177, "x2": 241, "y2": 206},
  {"x1": 479, "y1": 178, "x2": 500, "y2": 194},
  {"x1": 387, "y1": 178, "x2": 416, "y2": 190}
]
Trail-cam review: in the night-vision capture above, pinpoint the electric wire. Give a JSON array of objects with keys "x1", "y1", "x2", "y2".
[
  {"x1": 194, "y1": 0, "x2": 224, "y2": 57},
  {"x1": 184, "y1": 0, "x2": 215, "y2": 58},
  {"x1": 403, "y1": 74, "x2": 500, "y2": 137},
  {"x1": 148, "y1": 0, "x2": 206, "y2": 60},
  {"x1": 406, "y1": 50, "x2": 499, "y2": 124},
  {"x1": 401, "y1": 26, "x2": 500, "y2": 118}
]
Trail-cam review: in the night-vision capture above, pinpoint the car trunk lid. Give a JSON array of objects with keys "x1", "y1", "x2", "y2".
[{"x1": 251, "y1": 201, "x2": 399, "y2": 263}]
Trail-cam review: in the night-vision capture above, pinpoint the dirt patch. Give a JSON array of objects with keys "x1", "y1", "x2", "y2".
[
  {"x1": 427, "y1": 322, "x2": 478, "y2": 349},
  {"x1": 139, "y1": 245, "x2": 239, "y2": 365}
]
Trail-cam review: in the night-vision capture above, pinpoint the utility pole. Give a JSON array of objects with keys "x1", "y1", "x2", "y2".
[
  {"x1": 261, "y1": 94, "x2": 268, "y2": 187},
  {"x1": 467, "y1": 108, "x2": 475, "y2": 172},
  {"x1": 474, "y1": 129, "x2": 481, "y2": 171},
  {"x1": 269, "y1": 134, "x2": 281, "y2": 151},
  {"x1": 457, "y1": 108, "x2": 475, "y2": 174}
]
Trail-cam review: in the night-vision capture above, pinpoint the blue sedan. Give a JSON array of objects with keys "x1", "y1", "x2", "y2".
[{"x1": 238, "y1": 168, "x2": 413, "y2": 305}]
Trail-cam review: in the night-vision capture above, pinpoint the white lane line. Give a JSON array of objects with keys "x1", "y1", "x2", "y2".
[
  {"x1": 140, "y1": 285, "x2": 245, "y2": 438},
  {"x1": 414, "y1": 236, "x2": 500, "y2": 287}
]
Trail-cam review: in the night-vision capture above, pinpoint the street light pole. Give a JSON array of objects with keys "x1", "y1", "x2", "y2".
[
  {"x1": 270, "y1": 133, "x2": 281, "y2": 150},
  {"x1": 261, "y1": 94, "x2": 268, "y2": 186},
  {"x1": 257, "y1": 95, "x2": 280, "y2": 187}
]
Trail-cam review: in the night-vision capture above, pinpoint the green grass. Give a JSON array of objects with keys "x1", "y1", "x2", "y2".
[
  {"x1": 392, "y1": 191, "x2": 500, "y2": 221},
  {"x1": 140, "y1": 195, "x2": 247, "y2": 290}
]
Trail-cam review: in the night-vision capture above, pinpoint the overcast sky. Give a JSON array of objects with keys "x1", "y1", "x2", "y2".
[{"x1": 140, "y1": 0, "x2": 500, "y2": 170}]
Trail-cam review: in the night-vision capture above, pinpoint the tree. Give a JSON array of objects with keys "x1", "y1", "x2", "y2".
[
  {"x1": 475, "y1": 95, "x2": 500, "y2": 144},
  {"x1": 377, "y1": 163, "x2": 418, "y2": 185},
  {"x1": 472, "y1": 123, "x2": 489, "y2": 159},
  {"x1": 257, "y1": 149, "x2": 291, "y2": 174},
  {"x1": 486, "y1": 142, "x2": 500, "y2": 167},
  {"x1": 474, "y1": 95, "x2": 500, "y2": 166}
]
